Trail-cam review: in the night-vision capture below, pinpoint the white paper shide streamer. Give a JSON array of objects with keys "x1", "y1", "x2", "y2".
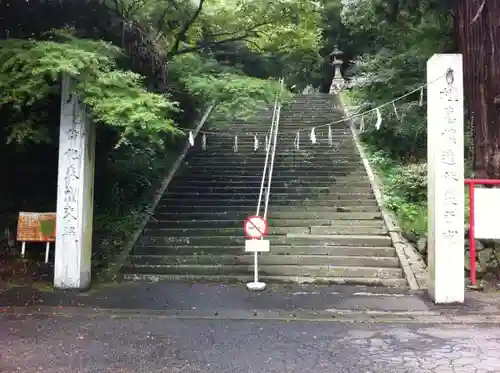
[
  {"x1": 201, "y1": 133, "x2": 207, "y2": 150},
  {"x1": 375, "y1": 108, "x2": 382, "y2": 130},
  {"x1": 254, "y1": 134, "x2": 259, "y2": 151},
  {"x1": 233, "y1": 135, "x2": 238, "y2": 152},
  {"x1": 310, "y1": 127, "x2": 316, "y2": 144},
  {"x1": 328, "y1": 125, "x2": 333, "y2": 147},
  {"x1": 392, "y1": 102, "x2": 400, "y2": 120},
  {"x1": 419, "y1": 87, "x2": 424, "y2": 107},
  {"x1": 360, "y1": 115, "x2": 365, "y2": 132},
  {"x1": 188, "y1": 131, "x2": 194, "y2": 147},
  {"x1": 295, "y1": 131, "x2": 300, "y2": 150}
]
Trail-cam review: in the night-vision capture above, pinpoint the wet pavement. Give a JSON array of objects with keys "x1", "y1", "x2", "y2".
[
  {"x1": 1, "y1": 314, "x2": 500, "y2": 373},
  {"x1": 1, "y1": 282, "x2": 500, "y2": 318},
  {"x1": 0, "y1": 283, "x2": 500, "y2": 324},
  {"x1": 2, "y1": 282, "x2": 500, "y2": 372}
]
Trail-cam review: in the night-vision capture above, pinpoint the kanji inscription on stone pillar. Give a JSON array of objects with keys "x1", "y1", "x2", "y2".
[
  {"x1": 54, "y1": 73, "x2": 96, "y2": 289},
  {"x1": 427, "y1": 54, "x2": 465, "y2": 304}
]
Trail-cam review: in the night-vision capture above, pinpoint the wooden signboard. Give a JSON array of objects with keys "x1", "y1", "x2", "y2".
[{"x1": 17, "y1": 212, "x2": 56, "y2": 242}]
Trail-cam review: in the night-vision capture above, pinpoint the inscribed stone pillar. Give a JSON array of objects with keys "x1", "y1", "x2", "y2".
[
  {"x1": 54, "y1": 73, "x2": 96, "y2": 289},
  {"x1": 427, "y1": 54, "x2": 465, "y2": 303}
]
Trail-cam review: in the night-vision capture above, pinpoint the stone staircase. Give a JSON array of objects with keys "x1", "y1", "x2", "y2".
[{"x1": 123, "y1": 94, "x2": 408, "y2": 287}]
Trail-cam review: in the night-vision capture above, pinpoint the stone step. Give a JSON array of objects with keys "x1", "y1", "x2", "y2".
[
  {"x1": 183, "y1": 168, "x2": 366, "y2": 176},
  {"x1": 166, "y1": 185, "x2": 374, "y2": 194},
  {"x1": 178, "y1": 174, "x2": 369, "y2": 182},
  {"x1": 187, "y1": 146, "x2": 355, "y2": 153},
  {"x1": 169, "y1": 181, "x2": 372, "y2": 189},
  {"x1": 193, "y1": 143, "x2": 355, "y2": 150},
  {"x1": 184, "y1": 162, "x2": 364, "y2": 169},
  {"x1": 143, "y1": 224, "x2": 387, "y2": 236},
  {"x1": 147, "y1": 217, "x2": 383, "y2": 229},
  {"x1": 157, "y1": 197, "x2": 377, "y2": 209},
  {"x1": 266, "y1": 245, "x2": 396, "y2": 256},
  {"x1": 268, "y1": 211, "x2": 382, "y2": 219},
  {"x1": 128, "y1": 254, "x2": 400, "y2": 268},
  {"x1": 186, "y1": 162, "x2": 363, "y2": 169},
  {"x1": 150, "y1": 211, "x2": 382, "y2": 222},
  {"x1": 121, "y1": 263, "x2": 404, "y2": 279},
  {"x1": 170, "y1": 176, "x2": 371, "y2": 185},
  {"x1": 183, "y1": 170, "x2": 368, "y2": 177},
  {"x1": 198, "y1": 125, "x2": 346, "y2": 132},
  {"x1": 276, "y1": 139, "x2": 353, "y2": 144},
  {"x1": 122, "y1": 273, "x2": 408, "y2": 287},
  {"x1": 132, "y1": 244, "x2": 397, "y2": 257},
  {"x1": 186, "y1": 140, "x2": 354, "y2": 149},
  {"x1": 173, "y1": 174, "x2": 370, "y2": 182},
  {"x1": 155, "y1": 203, "x2": 380, "y2": 213},
  {"x1": 161, "y1": 190, "x2": 375, "y2": 197},
  {"x1": 138, "y1": 234, "x2": 392, "y2": 247},
  {"x1": 198, "y1": 134, "x2": 348, "y2": 142},
  {"x1": 186, "y1": 154, "x2": 363, "y2": 162},
  {"x1": 199, "y1": 125, "x2": 345, "y2": 132}
]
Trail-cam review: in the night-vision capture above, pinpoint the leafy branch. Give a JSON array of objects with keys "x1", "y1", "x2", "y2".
[{"x1": 0, "y1": 29, "x2": 180, "y2": 143}]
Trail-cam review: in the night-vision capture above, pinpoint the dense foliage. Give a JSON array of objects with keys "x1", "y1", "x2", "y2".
[{"x1": 339, "y1": 0, "x2": 456, "y2": 238}]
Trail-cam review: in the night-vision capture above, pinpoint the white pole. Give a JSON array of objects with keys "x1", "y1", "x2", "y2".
[
  {"x1": 21, "y1": 242, "x2": 26, "y2": 258},
  {"x1": 253, "y1": 252, "x2": 258, "y2": 283},
  {"x1": 45, "y1": 242, "x2": 50, "y2": 264}
]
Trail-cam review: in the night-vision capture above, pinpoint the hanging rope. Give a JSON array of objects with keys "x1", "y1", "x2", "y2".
[
  {"x1": 176, "y1": 72, "x2": 447, "y2": 152},
  {"x1": 176, "y1": 72, "x2": 446, "y2": 140}
]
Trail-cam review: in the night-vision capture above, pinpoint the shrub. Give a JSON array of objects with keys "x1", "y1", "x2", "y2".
[{"x1": 387, "y1": 163, "x2": 427, "y2": 204}]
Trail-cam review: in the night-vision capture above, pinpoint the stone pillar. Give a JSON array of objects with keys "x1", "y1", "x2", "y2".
[
  {"x1": 54, "y1": 73, "x2": 96, "y2": 289},
  {"x1": 427, "y1": 54, "x2": 465, "y2": 303}
]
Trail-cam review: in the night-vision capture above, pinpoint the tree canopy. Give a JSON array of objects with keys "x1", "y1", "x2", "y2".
[{"x1": 0, "y1": 0, "x2": 323, "y2": 144}]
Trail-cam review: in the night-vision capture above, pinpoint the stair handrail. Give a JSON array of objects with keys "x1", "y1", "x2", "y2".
[
  {"x1": 255, "y1": 79, "x2": 283, "y2": 216},
  {"x1": 262, "y1": 79, "x2": 284, "y2": 221}
]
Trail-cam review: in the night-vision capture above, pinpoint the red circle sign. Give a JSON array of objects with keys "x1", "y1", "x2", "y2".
[{"x1": 243, "y1": 216, "x2": 268, "y2": 239}]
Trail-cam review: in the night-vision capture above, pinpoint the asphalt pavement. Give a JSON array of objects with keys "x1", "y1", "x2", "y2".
[
  {"x1": 2, "y1": 282, "x2": 500, "y2": 372},
  {"x1": 1, "y1": 314, "x2": 500, "y2": 373}
]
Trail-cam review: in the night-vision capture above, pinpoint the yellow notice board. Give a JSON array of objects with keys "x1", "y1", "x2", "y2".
[{"x1": 16, "y1": 212, "x2": 56, "y2": 242}]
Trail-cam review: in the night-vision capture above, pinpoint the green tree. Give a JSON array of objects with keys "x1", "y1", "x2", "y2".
[
  {"x1": 340, "y1": 0, "x2": 453, "y2": 160},
  {"x1": 0, "y1": 0, "x2": 324, "y2": 143}
]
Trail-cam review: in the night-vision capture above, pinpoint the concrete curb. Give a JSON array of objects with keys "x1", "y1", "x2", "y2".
[
  {"x1": 339, "y1": 96, "x2": 428, "y2": 291},
  {"x1": 4, "y1": 305, "x2": 500, "y2": 324},
  {"x1": 98, "y1": 105, "x2": 215, "y2": 282}
]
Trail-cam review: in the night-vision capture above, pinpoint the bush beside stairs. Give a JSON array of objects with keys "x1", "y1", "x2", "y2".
[{"x1": 122, "y1": 94, "x2": 408, "y2": 287}]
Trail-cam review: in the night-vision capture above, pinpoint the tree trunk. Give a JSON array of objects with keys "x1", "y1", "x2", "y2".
[{"x1": 455, "y1": 0, "x2": 500, "y2": 178}]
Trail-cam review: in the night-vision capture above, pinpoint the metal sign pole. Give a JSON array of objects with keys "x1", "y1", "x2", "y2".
[
  {"x1": 244, "y1": 216, "x2": 269, "y2": 291},
  {"x1": 253, "y1": 251, "x2": 259, "y2": 285}
]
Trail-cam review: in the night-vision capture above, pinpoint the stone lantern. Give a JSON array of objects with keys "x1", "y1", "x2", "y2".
[{"x1": 329, "y1": 46, "x2": 345, "y2": 94}]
